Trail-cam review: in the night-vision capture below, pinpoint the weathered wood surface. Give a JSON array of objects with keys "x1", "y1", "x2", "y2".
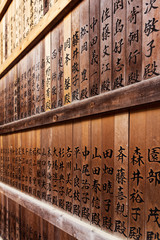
[
  {"x1": 0, "y1": 0, "x2": 12, "y2": 21},
  {"x1": 0, "y1": 0, "x2": 81, "y2": 78},
  {"x1": 0, "y1": 76, "x2": 160, "y2": 134}
]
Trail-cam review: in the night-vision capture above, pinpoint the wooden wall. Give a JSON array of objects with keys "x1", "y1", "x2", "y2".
[{"x1": 0, "y1": 0, "x2": 160, "y2": 239}]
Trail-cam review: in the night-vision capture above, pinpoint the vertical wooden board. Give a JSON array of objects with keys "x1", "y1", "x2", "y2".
[
  {"x1": 51, "y1": 26, "x2": 59, "y2": 109},
  {"x1": 126, "y1": 0, "x2": 142, "y2": 85},
  {"x1": 22, "y1": 0, "x2": 26, "y2": 40},
  {"x1": 11, "y1": 133, "x2": 15, "y2": 188},
  {"x1": 72, "y1": 120, "x2": 81, "y2": 218},
  {"x1": 101, "y1": 114, "x2": 114, "y2": 232},
  {"x1": 1, "y1": 193, "x2": 4, "y2": 239},
  {"x1": 112, "y1": 0, "x2": 126, "y2": 89},
  {"x1": 17, "y1": 62, "x2": 20, "y2": 120},
  {"x1": 15, "y1": 202, "x2": 20, "y2": 240},
  {"x1": 142, "y1": 0, "x2": 160, "y2": 80},
  {"x1": 4, "y1": 195, "x2": 9, "y2": 240},
  {"x1": 0, "y1": 193, "x2": 2, "y2": 237},
  {"x1": 8, "y1": 198, "x2": 16, "y2": 240},
  {"x1": 26, "y1": 0, "x2": 30, "y2": 37},
  {"x1": 57, "y1": 21, "x2": 64, "y2": 108},
  {"x1": 31, "y1": 48, "x2": 36, "y2": 116},
  {"x1": 114, "y1": 112, "x2": 128, "y2": 239},
  {"x1": 47, "y1": 221, "x2": 55, "y2": 240},
  {"x1": 65, "y1": 122, "x2": 73, "y2": 214},
  {"x1": 146, "y1": 107, "x2": 160, "y2": 238},
  {"x1": 5, "y1": 12, "x2": 8, "y2": 61},
  {"x1": 52, "y1": 125, "x2": 59, "y2": 206},
  {"x1": 20, "y1": 58, "x2": 24, "y2": 119},
  {"x1": 2, "y1": 16, "x2": 5, "y2": 63},
  {"x1": 35, "y1": 43, "x2": 41, "y2": 115},
  {"x1": 33, "y1": 0, "x2": 39, "y2": 27},
  {"x1": 81, "y1": 118, "x2": 91, "y2": 223},
  {"x1": 19, "y1": 0, "x2": 23, "y2": 44},
  {"x1": 30, "y1": 0, "x2": 34, "y2": 30},
  {"x1": 45, "y1": 33, "x2": 51, "y2": 111},
  {"x1": 40, "y1": 38, "x2": 45, "y2": 113},
  {"x1": 21, "y1": 131, "x2": 25, "y2": 192},
  {"x1": 41, "y1": 128, "x2": 47, "y2": 202},
  {"x1": 10, "y1": 68, "x2": 14, "y2": 122},
  {"x1": 80, "y1": 0, "x2": 89, "y2": 100},
  {"x1": 91, "y1": 117, "x2": 102, "y2": 228},
  {"x1": 0, "y1": 136, "x2": 2, "y2": 181},
  {"x1": 46, "y1": 127, "x2": 52, "y2": 204},
  {"x1": 28, "y1": 130, "x2": 33, "y2": 196},
  {"x1": 63, "y1": 14, "x2": 72, "y2": 106},
  {"x1": 27, "y1": 51, "x2": 32, "y2": 117},
  {"x1": 36, "y1": 129, "x2": 42, "y2": 200},
  {"x1": 58, "y1": 124, "x2": 66, "y2": 210},
  {"x1": 71, "y1": 5, "x2": 80, "y2": 102},
  {"x1": 4, "y1": 75, "x2": 7, "y2": 124},
  {"x1": 100, "y1": 0, "x2": 112, "y2": 92},
  {"x1": 129, "y1": 109, "x2": 146, "y2": 240},
  {"x1": 89, "y1": 0, "x2": 100, "y2": 97},
  {"x1": 32, "y1": 129, "x2": 37, "y2": 198}
]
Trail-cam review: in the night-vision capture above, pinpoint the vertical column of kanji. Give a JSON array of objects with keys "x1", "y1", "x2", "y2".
[
  {"x1": 6, "y1": 135, "x2": 9, "y2": 185},
  {"x1": 114, "y1": 113, "x2": 128, "y2": 239},
  {"x1": 51, "y1": 26, "x2": 59, "y2": 109},
  {"x1": 0, "y1": 135, "x2": 2, "y2": 182},
  {"x1": 33, "y1": 0, "x2": 38, "y2": 27},
  {"x1": 5, "y1": 12, "x2": 8, "y2": 61},
  {"x1": 112, "y1": 0, "x2": 126, "y2": 89},
  {"x1": 4, "y1": 195, "x2": 8, "y2": 240},
  {"x1": 36, "y1": 129, "x2": 42, "y2": 200},
  {"x1": 10, "y1": 1, "x2": 13, "y2": 55},
  {"x1": 45, "y1": 33, "x2": 51, "y2": 112},
  {"x1": 143, "y1": 0, "x2": 160, "y2": 80},
  {"x1": 46, "y1": 127, "x2": 53, "y2": 204},
  {"x1": 64, "y1": 14, "x2": 71, "y2": 106},
  {"x1": 129, "y1": 110, "x2": 146, "y2": 240},
  {"x1": 41, "y1": 128, "x2": 47, "y2": 202},
  {"x1": 10, "y1": 68, "x2": 14, "y2": 122},
  {"x1": 100, "y1": 0, "x2": 112, "y2": 93},
  {"x1": 11, "y1": 134, "x2": 15, "y2": 188},
  {"x1": 58, "y1": 124, "x2": 66, "y2": 210},
  {"x1": 28, "y1": 131, "x2": 33, "y2": 195},
  {"x1": 2, "y1": 135, "x2": 6, "y2": 184},
  {"x1": 72, "y1": 120, "x2": 81, "y2": 218},
  {"x1": 30, "y1": 0, "x2": 34, "y2": 31},
  {"x1": 126, "y1": 0, "x2": 142, "y2": 85},
  {"x1": 26, "y1": 131, "x2": 31, "y2": 194},
  {"x1": 0, "y1": 21, "x2": 1, "y2": 65},
  {"x1": 12, "y1": 0, "x2": 16, "y2": 52},
  {"x1": 43, "y1": 0, "x2": 49, "y2": 15},
  {"x1": 52, "y1": 125, "x2": 59, "y2": 207},
  {"x1": 35, "y1": 43, "x2": 41, "y2": 115},
  {"x1": 32, "y1": 129, "x2": 37, "y2": 198},
  {"x1": 80, "y1": 0, "x2": 89, "y2": 100},
  {"x1": 0, "y1": 193, "x2": 2, "y2": 236},
  {"x1": 0, "y1": 79, "x2": 2, "y2": 125},
  {"x1": 19, "y1": 0, "x2": 23, "y2": 45},
  {"x1": 81, "y1": 118, "x2": 91, "y2": 223},
  {"x1": 4, "y1": 75, "x2": 7, "y2": 124},
  {"x1": 71, "y1": 5, "x2": 80, "y2": 102},
  {"x1": 23, "y1": 56, "x2": 28, "y2": 119},
  {"x1": 57, "y1": 22, "x2": 64, "y2": 108},
  {"x1": 101, "y1": 115, "x2": 114, "y2": 232},
  {"x1": 19, "y1": 59, "x2": 24, "y2": 120},
  {"x1": 2, "y1": 15, "x2": 5, "y2": 63},
  {"x1": 7, "y1": 5, "x2": 10, "y2": 59},
  {"x1": 22, "y1": 0, "x2": 26, "y2": 40},
  {"x1": 65, "y1": 122, "x2": 73, "y2": 214},
  {"x1": 31, "y1": 48, "x2": 36, "y2": 116},
  {"x1": 17, "y1": 63, "x2": 20, "y2": 120},
  {"x1": 26, "y1": 0, "x2": 30, "y2": 37},
  {"x1": 91, "y1": 117, "x2": 102, "y2": 228},
  {"x1": 15, "y1": 0, "x2": 18, "y2": 48},
  {"x1": 21, "y1": 131, "x2": 25, "y2": 192},
  {"x1": 27, "y1": 52, "x2": 32, "y2": 117},
  {"x1": 146, "y1": 107, "x2": 160, "y2": 238},
  {"x1": 89, "y1": 0, "x2": 100, "y2": 97},
  {"x1": 39, "y1": 0, "x2": 44, "y2": 21},
  {"x1": 40, "y1": 39, "x2": 45, "y2": 113}
]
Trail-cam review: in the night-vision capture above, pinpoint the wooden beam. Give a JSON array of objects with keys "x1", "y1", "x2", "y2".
[
  {"x1": 0, "y1": 0, "x2": 12, "y2": 21},
  {"x1": 0, "y1": 182, "x2": 121, "y2": 240},
  {"x1": 0, "y1": 0, "x2": 81, "y2": 78},
  {"x1": 0, "y1": 76, "x2": 160, "y2": 134}
]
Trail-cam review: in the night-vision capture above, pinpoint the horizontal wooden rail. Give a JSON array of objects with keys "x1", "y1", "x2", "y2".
[
  {"x1": 0, "y1": 0, "x2": 81, "y2": 78},
  {"x1": 0, "y1": 76, "x2": 160, "y2": 134},
  {"x1": 0, "y1": 182, "x2": 120, "y2": 240},
  {"x1": 0, "y1": 0, "x2": 12, "y2": 21}
]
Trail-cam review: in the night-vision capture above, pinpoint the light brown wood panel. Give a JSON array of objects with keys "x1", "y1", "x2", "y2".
[
  {"x1": 114, "y1": 112, "x2": 128, "y2": 239},
  {"x1": 129, "y1": 109, "x2": 146, "y2": 240}
]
